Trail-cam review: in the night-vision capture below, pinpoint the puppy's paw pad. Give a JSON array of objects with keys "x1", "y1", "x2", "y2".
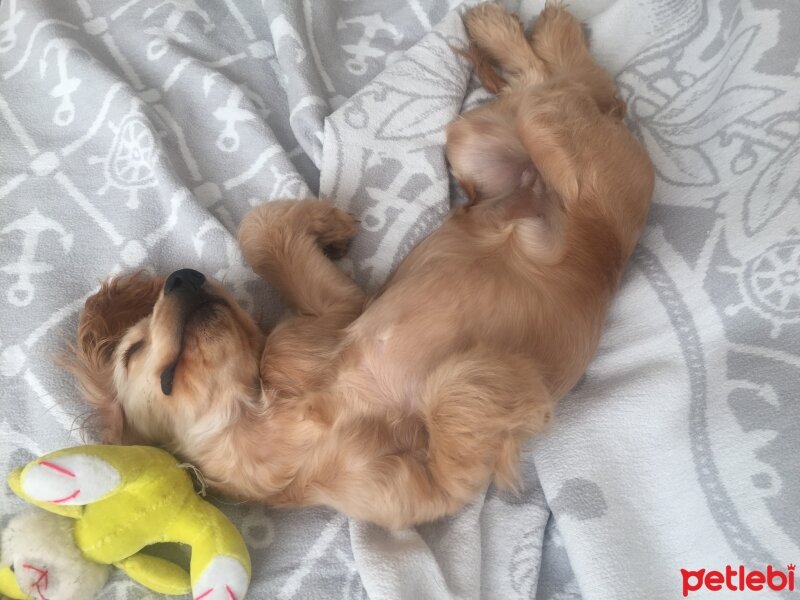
[{"x1": 323, "y1": 238, "x2": 353, "y2": 260}]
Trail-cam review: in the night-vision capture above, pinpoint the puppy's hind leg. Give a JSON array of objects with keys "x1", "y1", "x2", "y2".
[
  {"x1": 456, "y1": 41, "x2": 507, "y2": 95},
  {"x1": 528, "y1": 3, "x2": 590, "y2": 72},
  {"x1": 464, "y1": 3, "x2": 550, "y2": 84},
  {"x1": 529, "y1": 3, "x2": 625, "y2": 117}
]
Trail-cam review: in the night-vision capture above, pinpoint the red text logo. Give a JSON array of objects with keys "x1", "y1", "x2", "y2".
[{"x1": 681, "y1": 564, "x2": 795, "y2": 596}]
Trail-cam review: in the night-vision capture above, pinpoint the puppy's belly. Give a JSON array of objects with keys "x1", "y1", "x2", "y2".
[{"x1": 341, "y1": 322, "x2": 454, "y2": 412}]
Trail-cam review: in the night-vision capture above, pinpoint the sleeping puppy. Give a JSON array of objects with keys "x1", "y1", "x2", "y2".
[{"x1": 65, "y1": 4, "x2": 653, "y2": 529}]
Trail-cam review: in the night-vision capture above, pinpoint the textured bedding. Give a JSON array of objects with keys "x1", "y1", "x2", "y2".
[{"x1": 1, "y1": 0, "x2": 798, "y2": 598}]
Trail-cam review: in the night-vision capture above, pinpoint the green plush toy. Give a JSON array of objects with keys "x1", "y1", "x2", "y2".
[{"x1": 4, "y1": 445, "x2": 251, "y2": 600}]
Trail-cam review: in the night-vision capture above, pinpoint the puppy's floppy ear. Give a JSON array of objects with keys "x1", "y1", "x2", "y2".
[{"x1": 60, "y1": 271, "x2": 164, "y2": 444}]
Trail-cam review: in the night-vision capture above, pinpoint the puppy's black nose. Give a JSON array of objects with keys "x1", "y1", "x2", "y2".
[{"x1": 164, "y1": 269, "x2": 206, "y2": 294}]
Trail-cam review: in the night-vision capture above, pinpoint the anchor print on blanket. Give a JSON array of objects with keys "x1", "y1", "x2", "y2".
[
  {"x1": 39, "y1": 37, "x2": 92, "y2": 127},
  {"x1": 0, "y1": 0, "x2": 24, "y2": 54},
  {"x1": 215, "y1": 87, "x2": 256, "y2": 153},
  {"x1": 142, "y1": 0, "x2": 215, "y2": 61},
  {"x1": 1, "y1": 210, "x2": 73, "y2": 307},
  {"x1": 267, "y1": 164, "x2": 307, "y2": 200},
  {"x1": 337, "y1": 14, "x2": 403, "y2": 76}
]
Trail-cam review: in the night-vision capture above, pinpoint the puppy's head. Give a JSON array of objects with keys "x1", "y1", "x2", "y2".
[{"x1": 65, "y1": 270, "x2": 264, "y2": 449}]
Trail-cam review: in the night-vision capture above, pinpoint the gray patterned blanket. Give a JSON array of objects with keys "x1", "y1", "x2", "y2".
[{"x1": 1, "y1": 0, "x2": 798, "y2": 599}]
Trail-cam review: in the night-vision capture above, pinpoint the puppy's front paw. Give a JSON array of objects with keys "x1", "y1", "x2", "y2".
[{"x1": 308, "y1": 203, "x2": 358, "y2": 259}]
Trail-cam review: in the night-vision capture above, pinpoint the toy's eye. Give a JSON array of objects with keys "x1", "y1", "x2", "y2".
[{"x1": 123, "y1": 340, "x2": 144, "y2": 368}]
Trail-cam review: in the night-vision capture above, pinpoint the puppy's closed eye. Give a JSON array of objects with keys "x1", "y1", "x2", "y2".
[{"x1": 123, "y1": 340, "x2": 144, "y2": 368}]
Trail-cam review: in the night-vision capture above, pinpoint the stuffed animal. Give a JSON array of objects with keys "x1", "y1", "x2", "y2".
[
  {"x1": 5, "y1": 445, "x2": 251, "y2": 600},
  {"x1": 0, "y1": 509, "x2": 111, "y2": 600}
]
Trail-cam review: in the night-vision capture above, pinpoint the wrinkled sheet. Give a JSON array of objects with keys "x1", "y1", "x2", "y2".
[{"x1": 1, "y1": 0, "x2": 798, "y2": 598}]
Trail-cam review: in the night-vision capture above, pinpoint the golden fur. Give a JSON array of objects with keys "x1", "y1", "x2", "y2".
[{"x1": 65, "y1": 4, "x2": 653, "y2": 529}]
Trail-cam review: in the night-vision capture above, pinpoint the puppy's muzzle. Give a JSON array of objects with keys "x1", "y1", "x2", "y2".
[{"x1": 160, "y1": 268, "x2": 218, "y2": 396}]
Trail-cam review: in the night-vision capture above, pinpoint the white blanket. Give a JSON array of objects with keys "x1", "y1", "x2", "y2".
[{"x1": 1, "y1": 0, "x2": 798, "y2": 598}]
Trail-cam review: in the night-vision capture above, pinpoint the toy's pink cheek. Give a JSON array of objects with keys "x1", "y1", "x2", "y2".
[
  {"x1": 15, "y1": 560, "x2": 50, "y2": 599},
  {"x1": 21, "y1": 455, "x2": 120, "y2": 506}
]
